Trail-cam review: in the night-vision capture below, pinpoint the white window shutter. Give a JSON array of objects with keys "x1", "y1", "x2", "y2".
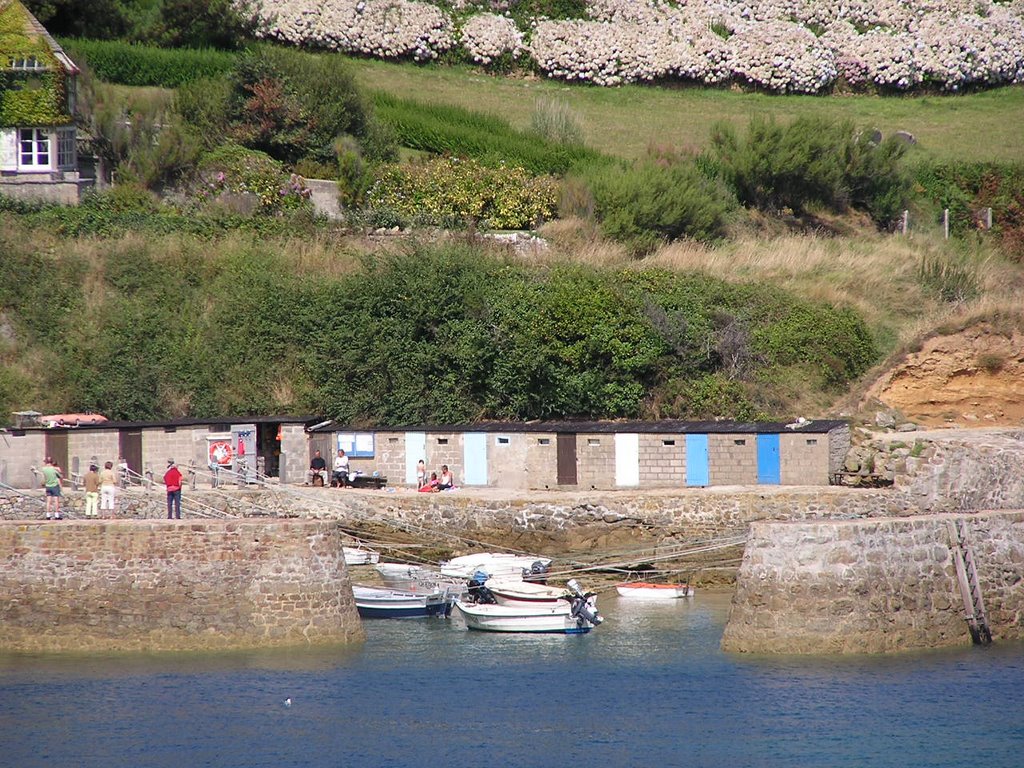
[{"x1": 0, "y1": 129, "x2": 17, "y2": 171}]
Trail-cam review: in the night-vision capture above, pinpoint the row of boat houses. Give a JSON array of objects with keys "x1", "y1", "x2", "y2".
[{"x1": 0, "y1": 414, "x2": 850, "y2": 490}]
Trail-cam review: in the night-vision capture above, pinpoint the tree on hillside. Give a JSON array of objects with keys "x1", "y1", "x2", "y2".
[{"x1": 24, "y1": 0, "x2": 258, "y2": 48}]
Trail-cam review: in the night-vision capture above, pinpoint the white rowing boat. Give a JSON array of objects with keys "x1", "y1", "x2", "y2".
[{"x1": 615, "y1": 582, "x2": 694, "y2": 599}]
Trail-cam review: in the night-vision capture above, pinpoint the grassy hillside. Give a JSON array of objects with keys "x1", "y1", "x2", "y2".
[
  {"x1": 5, "y1": 49, "x2": 1024, "y2": 426},
  {"x1": 346, "y1": 58, "x2": 1024, "y2": 164}
]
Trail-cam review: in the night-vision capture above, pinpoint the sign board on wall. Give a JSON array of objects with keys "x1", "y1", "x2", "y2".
[{"x1": 337, "y1": 432, "x2": 374, "y2": 458}]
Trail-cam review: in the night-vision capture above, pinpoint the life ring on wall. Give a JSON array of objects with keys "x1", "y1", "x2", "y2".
[{"x1": 208, "y1": 440, "x2": 233, "y2": 466}]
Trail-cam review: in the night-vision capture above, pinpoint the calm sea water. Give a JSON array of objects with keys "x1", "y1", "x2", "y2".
[{"x1": 1, "y1": 591, "x2": 1021, "y2": 768}]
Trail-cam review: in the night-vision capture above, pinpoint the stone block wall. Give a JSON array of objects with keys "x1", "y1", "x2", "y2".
[
  {"x1": 140, "y1": 426, "x2": 208, "y2": 476},
  {"x1": 279, "y1": 424, "x2": 308, "y2": 484},
  {"x1": 0, "y1": 174, "x2": 94, "y2": 204},
  {"x1": 721, "y1": 511, "x2": 1024, "y2": 654},
  {"x1": 780, "y1": 433, "x2": 829, "y2": 485},
  {"x1": 0, "y1": 431, "x2": 45, "y2": 487},
  {"x1": 0, "y1": 519, "x2": 364, "y2": 652},
  {"x1": 638, "y1": 433, "x2": 686, "y2": 487},
  {"x1": 367, "y1": 431, "x2": 407, "y2": 485},
  {"x1": 709, "y1": 434, "x2": 758, "y2": 485},
  {"x1": 576, "y1": 434, "x2": 615, "y2": 489},
  {"x1": 523, "y1": 433, "x2": 558, "y2": 489},
  {"x1": 490, "y1": 432, "x2": 531, "y2": 489},
  {"x1": 66, "y1": 431, "x2": 120, "y2": 476},
  {"x1": 425, "y1": 431, "x2": 462, "y2": 481}
]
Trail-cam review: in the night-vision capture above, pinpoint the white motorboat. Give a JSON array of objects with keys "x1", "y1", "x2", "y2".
[
  {"x1": 375, "y1": 562, "x2": 432, "y2": 584},
  {"x1": 440, "y1": 552, "x2": 552, "y2": 580},
  {"x1": 615, "y1": 582, "x2": 694, "y2": 599},
  {"x1": 343, "y1": 547, "x2": 381, "y2": 566},
  {"x1": 454, "y1": 580, "x2": 602, "y2": 634},
  {"x1": 485, "y1": 579, "x2": 572, "y2": 608},
  {"x1": 352, "y1": 584, "x2": 455, "y2": 619}
]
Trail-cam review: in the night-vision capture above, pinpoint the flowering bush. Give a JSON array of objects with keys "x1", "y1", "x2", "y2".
[
  {"x1": 367, "y1": 156, "x2": 558, "y2": 229},
  {"x1": 196, "y1": 144, "x2": 312, "y2": 213},
  {"x1": 252, "y1": 0, "x2": 455, "y2": 60},
  {"x1": 250, "y1": 0, "x2": 1024, "y2": 92},
  {"x1": 460, "y1": 12, "x2": 523, "y2": 64}
]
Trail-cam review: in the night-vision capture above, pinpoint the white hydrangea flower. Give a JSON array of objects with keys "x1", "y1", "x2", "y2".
[
  {"x1": 460, "y1": 13, "x2": 523, "y2": 64},
  {"x1": 248, "y1": 0, "x2": 1024, "y2": 90},
  {"x1": 251, "y1": 0, "x2": 454, "y2": 60}
]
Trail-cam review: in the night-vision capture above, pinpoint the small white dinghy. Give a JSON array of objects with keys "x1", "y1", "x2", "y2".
[
  {"x1": 343, "y1": 547, "x2": 381, "y2": 566},
  {"x1": 440, "y1": 553, "x2": 552, "y2": 580},
  {"x1": 455, "y1": 580, "x2": 602, "y2": 634},
  {"x1": 615, "y1": 582, "x2": 694, "y2": 600}
]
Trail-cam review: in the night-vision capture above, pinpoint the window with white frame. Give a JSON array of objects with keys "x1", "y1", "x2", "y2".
[
  {"x1": 19, "y1": 128, "x2": 50, "y2": 168},
  {"x1": 56, "y1": 127, "x2": 75, "y2": 169},
  {"x1": 8, "y1": 57, "x2": 45, "y2": 70}
]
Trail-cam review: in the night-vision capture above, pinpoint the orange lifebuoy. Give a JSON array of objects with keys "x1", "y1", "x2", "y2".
[{"x1": 208, "y1": 440, "x2": 233, "y2": 466}]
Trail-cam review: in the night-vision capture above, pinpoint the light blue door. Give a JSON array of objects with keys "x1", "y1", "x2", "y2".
[
  {"x1": 405, "y1": 432, "x2": 426, "y2": 485},
  {"x1": 463, "y1": 433, "x2": 488, "y2": 485},
  {"x1": 757, "y1": 434, "x2": 781, "y2": 484},
  {"x1": 685, "y1": 434, "x2": 709, "y2": 486}
]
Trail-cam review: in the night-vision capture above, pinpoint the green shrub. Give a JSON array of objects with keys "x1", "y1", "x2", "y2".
[
  {"x1": 196, "y1": 144, "x2": 312, "y2": 213},
  {"x1": 711, "y1": 116, "x2": 910, "y2": 226},
  {"x1": 373, "y1": 92, "x2": 602, "y2": 175},
  {"x1": 79, "y1": 77, "x2": 200, "y2": 188},
  {"x1": 368, "y1": 156, "x2": 558, "y2": 230},
  {"x1": 62, "y1": 38, "x2": 237, "y2": 87},
  {"x1": 35, "y1": 1, "x2": 257, "y2": 48},
  {"x1": 579, "y1": 159, "x2": 733, "y2": 254},
  {"x1": 174, "y1": 75, "x2": 232, "y2": 148},
  {"x1": 80, "y1": 184, "x2": 162, "y2": 214},
  {"x1": 226, "y1": 45, "x2": 392, "y2": 167},
  {"x1": 914, "y1": 161, "x2": 1024, "y2": 259}
]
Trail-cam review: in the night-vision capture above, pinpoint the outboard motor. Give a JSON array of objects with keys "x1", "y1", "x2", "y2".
[
  {"x1": 522, "y1": 560, "x2": 549, "y2": 584},
  {"x1": 566, "y1": 579, "x2": 603, "y2": 627},
  {"x1": 466, "y1": 569, "x2": 496, "y2": 604}
]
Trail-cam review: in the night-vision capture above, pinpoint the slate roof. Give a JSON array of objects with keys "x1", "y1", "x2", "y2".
[{"x1": 307, "y1": 418, "x2": 848, "y2": 434}]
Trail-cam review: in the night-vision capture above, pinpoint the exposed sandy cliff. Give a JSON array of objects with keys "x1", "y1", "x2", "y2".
[{"x1": 864, "y1": 323, "x2": 1024, "y2": 427}]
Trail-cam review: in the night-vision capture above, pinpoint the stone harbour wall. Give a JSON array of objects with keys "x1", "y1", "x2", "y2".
[
  {"x1": 0, "y1": 519, "x2": 364, "y2": 652},
  {"x1": 721, "y1": 511, "x2": 1024, "y2": 654}
]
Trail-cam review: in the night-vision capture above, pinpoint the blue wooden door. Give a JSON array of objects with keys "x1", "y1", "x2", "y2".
[
  {"x1": 463, "y1": 433, "x2": 488, "y2": 485},
  {"x1": 757, "y1": 434, "x2": 781, "y2": 484},
  {"x1": 405, "y1": 432, "x2": 426, "y2": 485},
  {"x1": 685, "y1": 434, "x2": 709, "y2": 486}
]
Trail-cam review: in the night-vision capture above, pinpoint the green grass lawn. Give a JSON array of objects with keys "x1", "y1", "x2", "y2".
[{"x1": 347, "y1": 56, "x2": 1024, "y2": 164}]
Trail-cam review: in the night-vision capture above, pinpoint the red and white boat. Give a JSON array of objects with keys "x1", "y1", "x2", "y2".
[{"x1": 615, "y1": 582, "x2": 694, "y2": 600}]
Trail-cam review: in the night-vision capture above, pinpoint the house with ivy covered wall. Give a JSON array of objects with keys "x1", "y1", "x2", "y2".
[{"x1": 0, "y1": 0, "x2": 91, "y2": 203}]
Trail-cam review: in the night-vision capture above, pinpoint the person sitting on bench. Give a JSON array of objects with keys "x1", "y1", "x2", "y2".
[
  {"x1": 309, "y1": 451, "x2": 328, "y2": 486},
  {"x1": 332, "y1": 449, "x2": 350, "y2": 487}
]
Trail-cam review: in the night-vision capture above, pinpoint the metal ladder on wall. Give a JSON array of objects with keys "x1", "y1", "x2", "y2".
[{"x1": 946, "y1": 518, "x2": 992, "y2": 645}]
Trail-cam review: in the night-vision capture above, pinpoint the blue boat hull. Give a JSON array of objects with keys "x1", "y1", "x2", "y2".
[{"x1": 356, "y1": 602, "x2": 452, "y2": 619}]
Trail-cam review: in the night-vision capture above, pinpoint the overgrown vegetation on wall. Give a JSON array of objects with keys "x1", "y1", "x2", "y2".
[
  {"x1": 0, "y1": 1, "x2": 71, "y2": 127},
  {"x1": 0, "y1": 219, "x2": 878, "y2": 424}
]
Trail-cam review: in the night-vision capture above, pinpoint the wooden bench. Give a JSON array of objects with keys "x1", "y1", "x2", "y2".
[
  {"x1": 830, "y1": 472, "x2": 894, "y2": 488},
  {"x1": 348, "y1": 475, "x2": 388, "y2": 490}
]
